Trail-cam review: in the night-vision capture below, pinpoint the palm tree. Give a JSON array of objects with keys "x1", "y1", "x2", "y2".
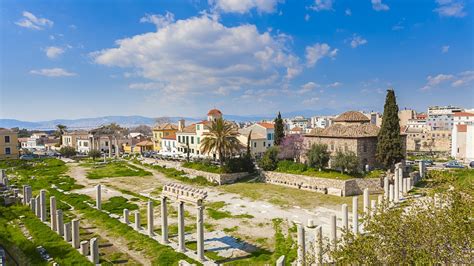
[
  {"x1": 200, "y1": 118, "x2": 240, "y2": 165},
  {"x1": 56, "y1": 124, "x2": 67, "y2": 146}
]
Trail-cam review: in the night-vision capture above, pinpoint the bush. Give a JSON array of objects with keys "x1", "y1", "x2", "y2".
[
  {"x1": 276, "y1": 160, "x2": 307, "y2": 172},
  {"x1": 88, "y1": 149, "x2": 102, "y2": 161},
  {"x1": 306, "y1": 143, "x2": 330, "y2": 170},
  {"x1": 223, "y1": 156, "x2": 255, "y2": 173},
  {"x1": 258, "y1": 146, "x2": 279, "y2": 171},
  {"x1": 332, "y1": 150, "x2": 360, "y2": 174},
  {"x1": 59, "y1": 146, "x2": 76, "y2": 158}
]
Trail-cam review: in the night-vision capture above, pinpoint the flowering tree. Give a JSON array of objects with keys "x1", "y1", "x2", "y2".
[{"x1": 278, "y1": 134, "x2": 304, "y2": 162}]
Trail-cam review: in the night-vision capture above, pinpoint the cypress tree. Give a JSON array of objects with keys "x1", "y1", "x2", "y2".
[
  {"x1": 274, "y1": 112, "x2": 285, "y2": 146},
  {"x1": 376, "y1": 89, "x2": 404, "y2": 169}
]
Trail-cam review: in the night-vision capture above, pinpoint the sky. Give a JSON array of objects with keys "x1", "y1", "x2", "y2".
[{"x1": 0, "y1": 0, "x2": 473, "y2": 121}]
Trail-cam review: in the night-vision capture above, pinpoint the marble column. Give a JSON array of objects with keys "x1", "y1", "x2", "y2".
[
  {"x1": 96, "y1": 184, "x2": 101, "y2": 210},
  {"x1": 23, "y1": 185, "x2": 32, "y2": 205},
  {"x1": 115, "y1": 137, "x2": 120, "y2": 158},
  {"x1": 134, "y1": 211, "x2": 141, "y2": 230},
  {"x1": 276, "y1": 255, "x2": 286, "y2": 266},
  {"x1": 177, "y1": 201, "x2": 186, "y2": 252},
  {"x1": 384, "y1": 176, "x2": 389, "y2": 199},
  {"x1": 123, "y1": 209, "x2": 129, "y2": 225},
  {"x1": 407, "y1": 178, "x2": 412, "y2": 192},
  {"x1": 363, "y1": 188, "x2": 369, "y2": 216},
  {"x1": 389, "y1": 184, "x2": 394, "y2": 202},
  {"x1": 196, "y1": 204, "x2": 205, "y2": 262},
  {"x1": 57, "y1": 210, "x2": 64, "y2": 236},
  {"x1": 90, "y1": 237, "x2": 99, "y2": 264},
  {"x1": 35, "y1": 195, "x2": 41, "y2": 218},
  {"x1": 330, "y1": 215, "x2": 337, "y2": 250},
  {"x1": 377, "y1": 195, "x2": 383, "y2": 205},
  {"x1": 419, "y1": 160, "x2": 425, "y2": 179},
  {"x1": 394, "y1": 170, "x2": 400, "y2": 203},
  {"x1": 402, "y1": 178, "x2": 407, "y2": 194},
  {"x1": 72, "y1": 219, "x2": 80, "y2": 249},
  {"x1": 3, "y1": 177, "x2": 8, "y2": 189},
  {"x1": 352, "y1": 196, "x2": 359, "y2": 234},
  {"x1": 147, "y1": 201, "x2": 154, "y2": 236},
  {"x1": 296, "y1": 223, "x2": 305, "y2": 266},
  {"x1": 80, "y1": 240, "x2": 89, "y2": 256},
  {"x1": 370, "y1": 200, "x2": 377, "y2": 217},
  {"x1": 398, "y1": 168, "x2": 404, "y2": 194},
  {"x1": 341, "y1": 204, "x2": 348, "y2": 230},
  {"x1": 64, "y1": 222, "x2": 72, "y2": 242},
  {"x1": 30, "y1": 198, "x2": 36, "y2": 213},
  {"x1": 314, "y1": 225, "x2": 323, "y2": 264},
  {"x1": 161, "y1": 196, "x2": 169, "y2": 244},
  {"x1": 50, "y1": 196, "x2": 57, "y2": 231},
  {"x1": 40, "y1": 190, "x2": 47, "y2": 222}
]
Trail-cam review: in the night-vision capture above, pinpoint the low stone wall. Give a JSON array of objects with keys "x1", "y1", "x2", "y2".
[
  {"x1": 150, "y1": 160, "x2": 248, "y2": 185},
  {"x1": 261, "y1": 171, "x2": 382, "y2": 197}
]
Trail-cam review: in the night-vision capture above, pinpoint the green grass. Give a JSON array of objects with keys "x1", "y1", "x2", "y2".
[
  {"x1": 186, "y1": 241, "x2": 226, "y2": 261},
  {"x1": 102, "y1": 196, "x2": 139, "y2": 215},
  {"x1": 182, "y1": 161, "x2": 224, "y2": 174},
  {"x1": 85, "y1": 161, "x2": 152, "y2": 179},
  {"x1": 206, "y1": 201, "x2": 254, "y2": 220}
]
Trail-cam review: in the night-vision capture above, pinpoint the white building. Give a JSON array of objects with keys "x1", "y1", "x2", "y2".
[
  {"x1": 310, "y1": 115, "x2": 335, "y2": 129},
  {"x1": 285, "y1": 116, "x2": 310, "y2": 132},
  {"x1": 23, "y1": 132, "x2": 48, "y2": 150},
  {"x1": 451, "y1": 111, "x2": 474, "y2": 162},
  {"x1": 427, "y1": 105, "x2": 462, "y2": 131},
  {"x1": 77, "y1": 138, "x2": 90, "y2": 154},
  {"x1": 238, "y1": 122, "x2": 275, "y2": 158},
  {"x1": 160, "y1": 133, "x2": 178, "y2": 154}
]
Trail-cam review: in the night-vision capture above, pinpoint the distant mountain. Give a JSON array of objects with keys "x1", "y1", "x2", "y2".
[{"x1": 1, "y1": 109, "x2": 340, "y2": 130}]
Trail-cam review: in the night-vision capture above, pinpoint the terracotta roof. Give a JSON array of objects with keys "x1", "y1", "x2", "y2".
[
  {"x1": 306, "y1": 123, "x2": 379, "y2": 138},
  {"x1": 18, "y1": 137, "x2": 28, "y2": 142},
  {"x1": 136, "y1": 140, "x2": 154, "y2": 146},
  {"x1": 154, "y1": 123, "x2": 178, "y2": 130},
  {"x1": 180, "y1": 124, "x2": 197, "y2": 134},
  {"x1": 291, "y1": 126, "x2": 302, "y2": 132},
  {"x1": 257, "y1": 122, "x2": 274, "y2": 129},
  {"x1": 334, "y1": 111, "x2": 370, "y2": 123},
  {"x1": 162, "y1": 132, "x2": 176, "y2": 140},
  {"x1": 454, "y1": 112, "x2": 474, "y2": 117},
  {"x1": 207, "y1": 109, "x2": 222, "y2": 116},
  {"x1": 0, "y1": 128, "x2": 15, "y2": 133},
  {"x1": 457, "y1": 124, "x2": 467, "y2": 132}
]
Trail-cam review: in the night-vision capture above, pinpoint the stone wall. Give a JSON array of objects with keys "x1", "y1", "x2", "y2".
[
  {"x1": 261, "y1": 171, "x2": 382, "y2": 197},
  {"x1": 149, "y1": 160, "x2": 248, "y2": 185}
]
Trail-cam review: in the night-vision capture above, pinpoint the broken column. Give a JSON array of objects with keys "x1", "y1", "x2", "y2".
[
  {"x1": 50, "y1": 196, "x2": 57, "y2": 231},
  {"x1": 419, "y1": 160, "x2": 425, "y2": 179},
  {"x1": 394, "y1": 169, "x2": 400, "y2": 203},
  {"x1": 276, "y1": 255, "x2": 286, "y2": 266},
  {"x1": 147, "y1": 201, "x2": 154, "y2": 236},
  {"x1": 389, "y1": 184, "x2": 394, "y2": 202},
  {"x1": 370, "y1": 200, "x2": 377, "y2": 217},
  {"x1": 35, "y1": 195, "x2": 41, "y2": 217},
  {"x1": 57, "y1": 210, "x2": 64, "y2": 236},
  {"x1": 96, "y1": 184, "x2": 101, "y2": 210},
  {"x1": 314, "y1": 225, "x2": 323, "y2": 264},
  {"x1": 134, "y1": 211, "x2": 141, "y2": 230},
  {"x1": 398, "y1": 167, "x2": 404, "y2": 195},
  {"x1": 402, "y1": 178, "x2": 407, "y2": 195},
  {"x1": 177, "y1": 201, "x2": 186, "y2": 252},
  {"x1": 80, "y1": 240, "x2": 89, "y2": 256},
  {"x1": 363, "y1": 188, "x2": 369, "y2": 216},
  {"x1": 64, "y1": 222, "x2": 72, "y2": 242},
  {"x1": 72, "y1": 219, "x2": 80, "y2": 249},
  {"x1": 39, "y1": 189, "x2": 47, "y2": 222},
  {"x1": 123, "y1": 209, "x2": 129, "y2": 225},
  {"x1": 407, "y1": 177, "x2": 412, "y2": 192},
  {"x1": 30, "y1": 198, "x2": 36, "y2": 213},
  {"x1": 23, "y1": 185, "x2": 32, "y2": 205},
  {"x1": 196, "y1": 204, "x2": 205, "y2": 262},
  {"x1": 296, "y1": 222, "x2": 305, "y2": 266},
  {"x1": 161, "y1": 196, "x2": 169, "y2": 244},
  {"x1": 352, "y1": 196, "x2": 358, "y2": 234},
  {"x1": 90, "y1": 237, "x2": 99, "y2": 264},
  {"x1": 330, "y1": 215, "x2": 337, "y2": 250},
  {"x1": 384, "y1": 176, "x2": 389, "y2": 199},
  {"x1": 341, "y1": 204, "x2": 348, "y2": 230}
]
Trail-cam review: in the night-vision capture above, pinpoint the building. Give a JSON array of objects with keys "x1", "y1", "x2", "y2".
[
  {"x1": 427, "y1": 105, "x2": 462, "y2": 131},
  {"x1": 237, "y1": 122, "x2": 275, "y2": 158},
  {"x1": 398, "y1": 109, "x2": 417, "y2": 128},
  {"x1": 362, "y1": 112, "x2": 383, "y2": 127},
  {"x1": 310, "y1": 115, "x2": 335, "y2": 129},
  {"x1": 77, "y1": 137, "x2": 91, "y2": 154},
  {"x1": 152, "y1": 123, "x2": 178, "y2": 151},
  {"x1": 304, "y1": 111, "x2": 406, "y2": 170},
  {"x1": 451, "y1": 111, "x2": 474, "y2": 162},
  {"x1": 0, "y1": 128, "x2": 19, "y2": 159},
  {"x1": 285, "y1": 116, "x2": 310, "y2": 133},
  {"x1": 404, "y1": 128, "x2": 451, "y2": 153},
  {"x1": 160, "y1": 132, "x2": 178, "y2": 154},
  {"x1": 62, "y1": 131, "x2": 89, "y2": 149}
]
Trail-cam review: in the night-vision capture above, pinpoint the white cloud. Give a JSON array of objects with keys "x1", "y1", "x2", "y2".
[
  {"x1": 305, "y1": 43, "x2": 338, "y2": 67},
  {"x1": 434, "y1": 0, "x2": 466, "y2": 17},
  {"x1": 30, "y1": 68, "x2": 76, "y2": 77},
  {"x1": 327, "y1": 81, "x2": 342, "y2": 87},
  {"x1": 309, "y1": 0, "x2": 334, "y2": 11},
  {"x1": 345, "y1": 9, "x2": 352, "y2": 16},
  {"x1": 421, "y1": 73, "x2": 454, "y2": 90},
  {"x1": 129, "y1": 82, "x2": 165, "y2": 90},
  {"x1": 303, "y1": 97, "x2": 320, "y2": 105},
  {"x1": 298, "y1": 82, "x2": 319, "y2": 94},
  {"x1": 305, "y1": 14, "x2": 310, "y2": 21},
  {"x1": 451, "y1": 70, "x2": 474, "y2": 87},
  {"x1": 441, "y1": 45, "x2": 450, "y2": 53},
  {"x1": 44, "y1": 46, "x2": 65, "y2": 59},
  {"x1": 15, "y1": 11, "x2": 53, "y2": 30},
  {"x1": 211, "y1": 0, "x2": 279, "y2": 14},
  {"x1": 140, "y1": 12, "x2": 175, "y2": 29},
  {"x1": 371, "y1": 0, "x2": 389, "y2": 11},
  {"x1": 93, "y1": 14, "x2": 301, "y2": 99},
  {"x1": 350, "y1": 34, "x2": 367, "y2": 48}
]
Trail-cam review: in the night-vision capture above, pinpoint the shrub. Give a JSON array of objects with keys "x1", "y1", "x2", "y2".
[
  {"x1": 59, "y1": 146, "x2": 77, "y2": 158},
  {"x1": 332, "y1": 150, "x2": 360, "y2": 174},
  {"x1": 276, "y1": 160, "x2": 307, "y2": 173},
  {"x1": 258, "y1": 146, "x2": 279, "y2": 171},
  {"x1": 306, "y1": 143, "x2": 330, "y2": 170},
  {"x1": 223, "y1": 156, "x2": 255, "y2": 173},
  {"x1": 88, "y1": 149, "x2": 102, "y2": 161}
]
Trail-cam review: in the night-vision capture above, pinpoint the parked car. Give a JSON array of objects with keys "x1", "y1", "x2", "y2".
[
  {"x1": 469, "y1": 161, "x2": 474, "y2": 168},
  {"x1": 444, "y1": 160, "x2": 465, "y2": 168},
  {"x1": 20, "y1": 154, "x2": 39, "y2": 160}
]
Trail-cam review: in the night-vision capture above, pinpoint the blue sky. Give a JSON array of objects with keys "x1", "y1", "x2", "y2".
[{"x1": 1, "y1": 0, "x2": 473, "y2": 121}]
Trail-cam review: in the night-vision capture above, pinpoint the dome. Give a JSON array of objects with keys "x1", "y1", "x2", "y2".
[
  {"x1": 334, "y1": 111, "x2": 370, "y2": 123},
  {"x1": 207, "y1": 109, "x2": 222, "y2": 116}
]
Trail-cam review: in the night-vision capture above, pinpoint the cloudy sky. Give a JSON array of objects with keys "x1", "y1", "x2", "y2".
[{"x1": 1, "y1": 0, "x2": 473, "y2": 121}]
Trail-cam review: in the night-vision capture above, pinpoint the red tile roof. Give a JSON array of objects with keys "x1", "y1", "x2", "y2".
[
  {"x1": 457, "y1": 124, "x2": 467, "y2": 132},
  {"x1": 162, "y1": 132, "x2": 176, "y2": 140},
  {"x1": 454, "y1": 112, "x2": 474, "y2": 117},
  {"x1": 257, "y1": 122, "x2": 274, "y2": 129},
  {"x1": 207, "y1": 109, "x2": 222, "y2": 116}
]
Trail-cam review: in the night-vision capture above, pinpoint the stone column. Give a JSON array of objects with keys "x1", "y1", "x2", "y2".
[
  {"x1": 50, "y1": 196, "x2": 57, "y2": 231},
  {"x1": 314, "y1": 225, "x2": 323, "y2": 264},
  {"x1": 341, "y1": 204, "x2": 348, "y2": 230},
  {"x1": 161, "y1": 196, "x2": 169, "y2": 244},
  {"x1": 196, "y1": 204, "x2": 205, "y2": 262},
  {"x1": 134, "y1": 211, "x2": 141, "y2": 230},
  {"x1": 64, "y1": 222, "x2": 72, "y2": 242},
  {"x1": 30, "y1": 198, "x2": 36, "y2": 213},
  {"x1": 13, "y1": 189, "x2": 19, "y2": 198},
  {"x1": 389, "y1": 184, "x2": 394, "y2": 202},
  {"x1": 177, "y1": 201, "x2": 186, "y2": 252},
  {"x1": 394, "y1": 170, "x2": 400, "y2": 203},
  {"x1": 123, "y1": 209, "x2": 129, "y2": 224},
  {"x1": 377, "y1": 195, "x2": 383, "y2": 205},
  {"x1": 276, "y1": 255, "x2": 286, "y2": 266},
  {"x1": 402, "y1": 178, "x2": 407, "y2": 194},
  {"x1": 147, "y1": 201, "x2": 154, "y2": 236},
  {"x1": 384, "y1": 176, "x2": 389, "y2": 199},
  {"x1": 80, "y1": 240, "x2": 89, "y2": 255},
  {"x1": 23, "y1": 185, "x2": 32, "y2": 205},
  {"x1": 398, "y1": 168, "x2": 404, "y2": 194},
  {"x1": 72, "y1": 219, "x2": 80, "y2": 249},
  {"x1": 3, "y1": 177, "x2": 8, "y2": 189},
  {"x1": 419, "y1": 161, "x2": 425, "y2": 179},
  {"x1": 370, "y1": 200, "x2": 377, "y2": 217},
  {"x1": 363, "y1": 188, "x2": 369, "y2": 216},
  {"x1": 57, "y1": 210, "x2": 64, "y2": 236},
  {"x1": 40, "y1": 190, "x2": 47, "y2": 222},
  {"x1": 352, "y1": 196, "x2": 358, "y2": 234},
  {"x1": 96, "y1": 184, "x2": 101, "y2": 210},
  {"x1": 407, "y1": 177, "x2": 412, "y2": 192},
  {"x1": 35, "y1": 195, "x2": 41, "y2": 218},
  {"x1": 90, "y1": 237, "x2": 99, "y2": 264},
  {"x1": 296, "y1": 222, "x2": 305, "y2": 266},
  {"x1": 330, "y1": 215, "x2": 337, "y2": 250}
]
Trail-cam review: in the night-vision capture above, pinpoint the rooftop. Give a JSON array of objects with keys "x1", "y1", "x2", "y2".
[
  {"x1": 334, "y1": 111, "x2": 370, "y2": 123},
  {"x1": 306, "y1": 123, "x2": 379, "y2": 138},
  {"x1": 154, "y1": 123, "x2": 178, "y2": 130},
  {"x1": 207, "y1": 108, "x2": 222, "y2": 116}
]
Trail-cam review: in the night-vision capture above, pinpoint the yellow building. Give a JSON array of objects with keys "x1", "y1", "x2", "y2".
[
  {"x1": 0, "y1": 128, "x2": 19, "y2": 160},
  {"x1": 152, "y1": 123, "x2": 178, "y2": 151}
]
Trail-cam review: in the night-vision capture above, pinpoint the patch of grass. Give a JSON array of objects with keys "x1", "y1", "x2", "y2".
[
  {"x1": 102, "y1": 196, "x2": 139, "y2": 215},
  {"x1": 138, "y1": 161, "x2": 217, "y2": 186},
  {"x1": 223, "y1": 226, "x2": 239, "y2": 233},
  {"x1": 86, "y1": 161, "x2": 152, "y2": 179},
  {"x1": 182, "y1": 161, "x2": 224, "y2": 174},
  {"x1": 206, "y1": 201, "x2": 254, "y2": 220}
]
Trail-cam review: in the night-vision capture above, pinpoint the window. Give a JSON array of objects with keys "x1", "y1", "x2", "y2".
[
  {"x1": 186, "y1": 136, "x2": 189, "y2": 144},
  {"x1": 191, "y1": 137, "x2": 194, "y2": 144},
  {"x1": 197, "y1": 125, "x2": 200, "y2": 130},
  {"x1": 105, "y1": 141, "x2": 109, "y2": 146},
  {"x1": 197, "y1": 137, "x2": 200, "y2": 144},
  {"x1": 267, "y1": 133, "x2": 272, "y2": 140},
  {"x1": 253, "y1": 142, "x2": 256, "y2": 148},
  {"x1": 263, "y1": 141, "x2": 266, "y2": 147},
  {"x1": 5, "y1": 147, "x2": 11, "y2": 155},
  {"x1": 4, "y1": 136, "x2": 10, "y2": 143}
]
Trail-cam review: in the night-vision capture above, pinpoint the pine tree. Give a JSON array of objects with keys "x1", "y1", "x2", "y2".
[
  {"x1": 376, "y1": 89, "x2": 404, "y2": 169},
  {"x1": 274, "y1": 112, "x2": 285, "y2": 146}
]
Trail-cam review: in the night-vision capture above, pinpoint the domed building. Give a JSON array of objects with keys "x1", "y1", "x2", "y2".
[{"x1": 304, "y1": 111, "x2": 386, "y2": 170}]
